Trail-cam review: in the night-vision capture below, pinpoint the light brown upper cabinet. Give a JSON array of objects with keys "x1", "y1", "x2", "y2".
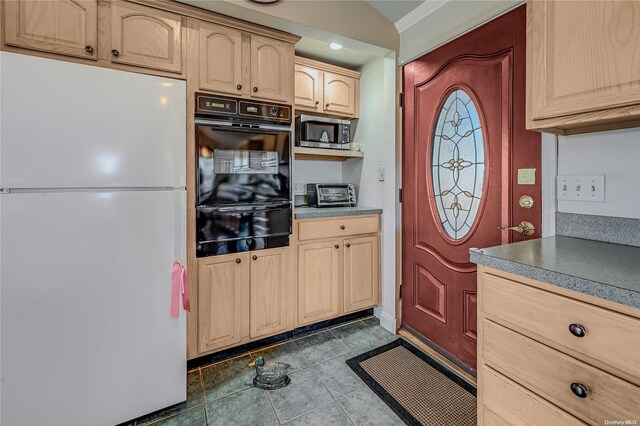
[
  {"x1": 343, "y1": 235, "x2": 380, "y2": 314},
  {"x1": 249, "y1": 247, "x2": 293, "y2": 339},
  {"x1": 109, "y1": 1, "x2": 182, "y2": 73},
  {"x1": 294, "y1": 63, "x2": 322, "y2": 110},
  {"x1": 3, "y1": 0, "x2": 98, "y2": 60},
  {"x1": 198, "y1": 22, "x2": 244, "y2": 96},
  {"x1": 250, "y1": 35, "x2": 291, "y2": 103},
  {"x1": 294, "y1": 56, "x2": 361, "y2": 118},
  {"x1": 527, "y1": 1, "x2": 640, "y2": 134},
  {"x1": 197, "y1": 253, "x2": 250, "y2": 354}
]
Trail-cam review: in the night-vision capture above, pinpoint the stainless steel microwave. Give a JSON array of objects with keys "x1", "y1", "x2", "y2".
[{"x1": 295, "y1": 115, "x2": 351, "y2": 150}]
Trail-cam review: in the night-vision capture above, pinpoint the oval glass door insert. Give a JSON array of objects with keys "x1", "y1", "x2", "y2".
[{"x1": 431, "y1": 89, "x2": 485, "y2": 240}]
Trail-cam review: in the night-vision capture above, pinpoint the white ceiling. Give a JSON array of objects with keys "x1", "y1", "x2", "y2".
[
  {"x1": 366, "y1": 0, "x2": 424, "y2": 23},
  {"x1": 295, "y1": 37, "x2": 378, "y2": 69}
]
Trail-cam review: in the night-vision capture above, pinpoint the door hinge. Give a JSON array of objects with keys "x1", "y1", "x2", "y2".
[
  {"x1": 398, "y1": 188, "x2": 403, "y2": 203},
  {"x1": 399, "y1": 285, "x2": 402, "y2": 299},
  {"x1": 399, "y1": 93, "x2": 403, "y2": 108},
  {"x1": 0, "y1": 188, "x2": 9, "y2": 194}
]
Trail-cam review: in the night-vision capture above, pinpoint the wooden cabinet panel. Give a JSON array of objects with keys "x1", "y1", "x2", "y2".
[
  {"x1": 483, "y1": 368, "x2": 582, "y2": 426},
  {"x1": 197, "y1": 254, "x2": 249, "y2": 353},
  {"x1": 297, "y1": 215, "x2": 379, "y2": 241},
  {"x1": 482, "y1": 272, "x2": 640, "y2": 386},
  {"x1": 483, "y1": 319, "x2": 640, "y2": 425},
  {"x1": 109, "y1": 1, "x2": 182, "y2": 73},
  {"x1": 249, "y1": 248, "x2": 292, "y2": 339},
  {"x1": 527, "y1": 0, "x2": 640, "y2": 132},
  {"x1": 294, "y1": 64, "x2": 322, "y2": 112},
  {"x1": 3, "y1": 0, "x2": 97, "y2": 60},
  {"x1": 343, "y1": 236, "x2": 379, "y2": 313},
  {"x1": 323, "y1": 72, "x2": 358, "y2": 117},
  {"x1": 250, "y1": 35, "x2": 290, "y2": 102},
  {"x1": 199, "y1": 22, "x2": 244, "y2": 96},
  {"x1": 298, "y1": 241, "x2": 341, "y2": 326}
]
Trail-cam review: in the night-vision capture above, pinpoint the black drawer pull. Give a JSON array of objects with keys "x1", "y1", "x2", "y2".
[
  {"x1": 569, "y1": 323, "x2": 586, "y2": 338},
  {"x1": 111, "y1": 49, "x2": 120, "y2": 57},
  {"x1": 252, "y1": 255, "x2": 257, "y2": 260},
  {"x1": 85, "y1": 45, "x2": 94, "y2": 53},
  {"x1": 235, "y1": 258, "x2": 241, "y2": 264},
  {"x1": 340, "y1": 225, "x2": 345, "y2": 230},
  {"x1": 570, "y1": 382, "x2": 588, "y2": 398},
  {"x1": 334, "y1": 244, "x2": 339, "y2": 249},
  {"x1": 345, "y1": 243, "x2": 351, "y2": 247}
]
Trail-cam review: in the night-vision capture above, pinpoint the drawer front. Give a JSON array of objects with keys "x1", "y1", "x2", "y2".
[
  {"x1": 482, "y1": 272, "x2": 640, "y2": 386},
  {"x1": 483, "y1": 367, "x2": 583, "y2": 426},
  {"x1": 298, "y1": 215, "x2": 379, "y2": 241},
  {"x1": 483, "y1": 319, "x2": 640, "y2": 425}
]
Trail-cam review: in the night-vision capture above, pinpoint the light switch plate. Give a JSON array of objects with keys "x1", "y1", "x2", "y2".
[
  {"x1": 557, "y1": 175, "x2": 605, "y2": 202},
  {"x1": 378, "y1": 166, "x2": 386, "y2": 182}
]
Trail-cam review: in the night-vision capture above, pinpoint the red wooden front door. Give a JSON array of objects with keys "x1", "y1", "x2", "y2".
[{"x1": 401, "y1": 6, "x2": 541, "y2": 370}]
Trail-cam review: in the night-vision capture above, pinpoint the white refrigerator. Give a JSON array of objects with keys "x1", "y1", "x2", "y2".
[{"x1": 0, "y1": 52, "x2": 187, "y2": 425}]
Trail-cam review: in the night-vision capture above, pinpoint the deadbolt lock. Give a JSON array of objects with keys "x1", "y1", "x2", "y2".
[{"x1": 519, "y1": 195, "x2": 534, "y2": 209}]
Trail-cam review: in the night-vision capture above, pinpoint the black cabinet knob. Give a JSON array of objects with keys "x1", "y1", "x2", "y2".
[
  {"x1": 325, "y1": 103, "x2": 330, "y2": 108},
  {"x1": 236, "y1": 84, "x2": 242, "y2": 90},
  {"x1": 85, "y1": 45, "x2": 94, "y2": 53},
  {"x1": 569, "y1": 324, "x2": 586, "y2": 338},
  {"x1": 334, "y1": 244, "x2": 339, "y2": 249},
  {"x1": 314, "y1": 101, "x2": 319, "y2": 106},
  {"x1": 340, "y1": 225, "x2": 345, "y2": 230},
  {"x1": 570, "y1": 383, "x2": 588, "y2": 398},
  {"x1": 252, "y1": 255, "x2": 257, "y2": 260},
  {"x1": 253, "y1": 87, "x2": 258, "y2": 93},
  {"x1": 235, "y1": 258, "x2": 241, "y2": 264},
  {"x1": 111, "y1": 49, "x2": 120, "y2": 57},
  {"x1": 345, "y1": 243, "x2": 351, "y2": 247}
]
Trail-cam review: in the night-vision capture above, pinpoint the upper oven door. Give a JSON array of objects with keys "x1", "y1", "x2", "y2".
[{"x1": 196, "y1": 123, "x2": 292, "y2": 206}]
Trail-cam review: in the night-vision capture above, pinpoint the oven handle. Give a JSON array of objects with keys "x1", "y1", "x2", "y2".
[
  {"x1": 197, "y1": 203, "x2": 291, "y2": 213},
  {"x1": 195, "y1": 119, "x2": 291, "y2": 133}
]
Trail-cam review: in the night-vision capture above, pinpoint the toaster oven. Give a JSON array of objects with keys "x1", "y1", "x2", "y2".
[{"x1": 306, "y1": 183, "x2": 356, "y2": 207}]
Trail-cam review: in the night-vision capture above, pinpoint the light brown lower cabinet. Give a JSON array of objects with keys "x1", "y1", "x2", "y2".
[
  {"x1": 297, "y1": 215, "x2": 381, "y2": 326},
  {"x1": 477, "y1": 266, "x2": 640, "y2": 425},
  {"x1": 197, "y1": 247, "x2": 292, "y2": 354}
]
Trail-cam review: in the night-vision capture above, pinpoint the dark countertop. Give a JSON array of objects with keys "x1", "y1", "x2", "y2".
[
  {"x1": 470, "y1": 236, "x2": 640, "y2": 310},
  {"x1": 295, "y1": 206, "x2": 383, "y2": 220}
]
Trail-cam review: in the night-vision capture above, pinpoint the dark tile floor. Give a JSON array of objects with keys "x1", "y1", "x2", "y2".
[{"x1": 138, "y1": 316, "x2": 403, "y2": 425}]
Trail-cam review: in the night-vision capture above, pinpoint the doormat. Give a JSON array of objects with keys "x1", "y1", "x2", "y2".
[{"x1": 345, "y1": 339, "x2": 476, "y2": 426}]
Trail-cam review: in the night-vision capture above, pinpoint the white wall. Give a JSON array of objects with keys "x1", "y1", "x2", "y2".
[
  {"x1": 342, "y1": 55, "x2": 397, "y2": 332},
  {"x1": 553, "y1": 128, "x2": 640, "y2": 219}
]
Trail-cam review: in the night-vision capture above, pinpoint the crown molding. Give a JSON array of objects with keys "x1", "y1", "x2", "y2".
[
  {"x1": 395, "y1": 0, "x2": 449, "y2": 33},
  {"x1": 397, "y1": 0, "x2": 525, "y2": 64}
]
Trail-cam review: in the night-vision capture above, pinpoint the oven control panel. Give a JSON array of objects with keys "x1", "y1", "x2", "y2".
[{"x1": 196, "y1": 93, "x2": 291, "y2": 124}]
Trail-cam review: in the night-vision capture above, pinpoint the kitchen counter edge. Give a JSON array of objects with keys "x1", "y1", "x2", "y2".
[{"x1": 294, "y1": 206, "x2": 382, "y2": 220}]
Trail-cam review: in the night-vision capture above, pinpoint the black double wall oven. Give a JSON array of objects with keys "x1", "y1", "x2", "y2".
[{"x1": 195, "y1": 93, "x2": 292, "y2": 257}]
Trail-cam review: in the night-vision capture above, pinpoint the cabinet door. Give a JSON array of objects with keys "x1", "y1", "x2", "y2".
[
  {"x1": 199, "y1": 22, "x2": 244, "y2": 96},
  {"x1": 528, "y1": 1, "x2": 640, "y2": 124},
  {"x1": 298, "y1": 241, "x2": 341, "y2": 326},
  {"x1": 109, "y1": 1, "x2": 182, "y2": 73},
  {"x1": 323, "y1": 72, "x2": 358, "y2": 117},
  {"x1": 197, "y1": 253, "x2": 249, "y2": 353},
  {"x1": 249, "y1": 248, "x2": 292, "y2": 338},
  {"x1": 294, "y1": 63, "x2": 323, "y2": 112},
  {"x1": 3, "y1": 0, "x2": 97, "y2": 60},
  {"x1": 250, "y1": 35, "x2": 291, "y2": 103},
  {"x1": 343, "y1": 236, "x2": 379, "y2": 313}
]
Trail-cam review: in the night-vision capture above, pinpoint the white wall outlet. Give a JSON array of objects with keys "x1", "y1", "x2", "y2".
[
  {"x1": 557, "y1": 175, "x2": 605, "y2": 202},
  {"x1": 293, "y1": 182, "x2": 305, "y2": 195},
  {"x1": 378, "y1": 166, "x2": 386, "y2": 182}
]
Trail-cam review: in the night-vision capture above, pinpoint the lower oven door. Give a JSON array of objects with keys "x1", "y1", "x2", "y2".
[{"x1": 196, "y1": 203, "x2": 291, "y2": 257}]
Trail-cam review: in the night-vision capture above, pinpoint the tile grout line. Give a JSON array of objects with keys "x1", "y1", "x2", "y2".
[
  {"x1": 336, "y1": 400, "x2": 357, "y2": 426},
  {"x1": 264, "y1": 389, "x2": 284, "y2": 425}
]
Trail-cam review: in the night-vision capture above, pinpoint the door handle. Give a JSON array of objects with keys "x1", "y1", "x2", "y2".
[{"x1": 498, "y1": 221, "x2": 535, "y2": 236}]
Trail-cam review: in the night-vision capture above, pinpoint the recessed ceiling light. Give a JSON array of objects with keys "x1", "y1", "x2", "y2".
[{"x1": 329, "y1": 42, "x2": 343, "y2": 50}]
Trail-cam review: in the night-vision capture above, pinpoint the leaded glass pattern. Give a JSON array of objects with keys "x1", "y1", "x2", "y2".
[{"x1": 431, "y1": 89, "x2": 485, "y2": 240}]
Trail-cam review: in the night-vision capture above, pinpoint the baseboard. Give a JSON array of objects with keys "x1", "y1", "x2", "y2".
[{"x1": 375, "y1": 309, "x2": 397, "y2": 334}]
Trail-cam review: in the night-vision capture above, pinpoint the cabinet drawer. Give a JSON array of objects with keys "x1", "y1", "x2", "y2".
[
  {"x1": 483, "y1": 320, "x2": 640, "y2": 425},
  {"x1": 297, "y1": 215, "x2": 379, "y2": 241},
  {"x1": 483, "y1": 367, "x2": 582, "y2": 426},
  {"x1": 482, "y1": 272, "x2": 640, "y2": 386}
]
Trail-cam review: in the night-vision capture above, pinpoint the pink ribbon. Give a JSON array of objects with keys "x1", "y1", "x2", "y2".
[{"x1": 171, "y1": 261, "x2": 190, "y2": 319}]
